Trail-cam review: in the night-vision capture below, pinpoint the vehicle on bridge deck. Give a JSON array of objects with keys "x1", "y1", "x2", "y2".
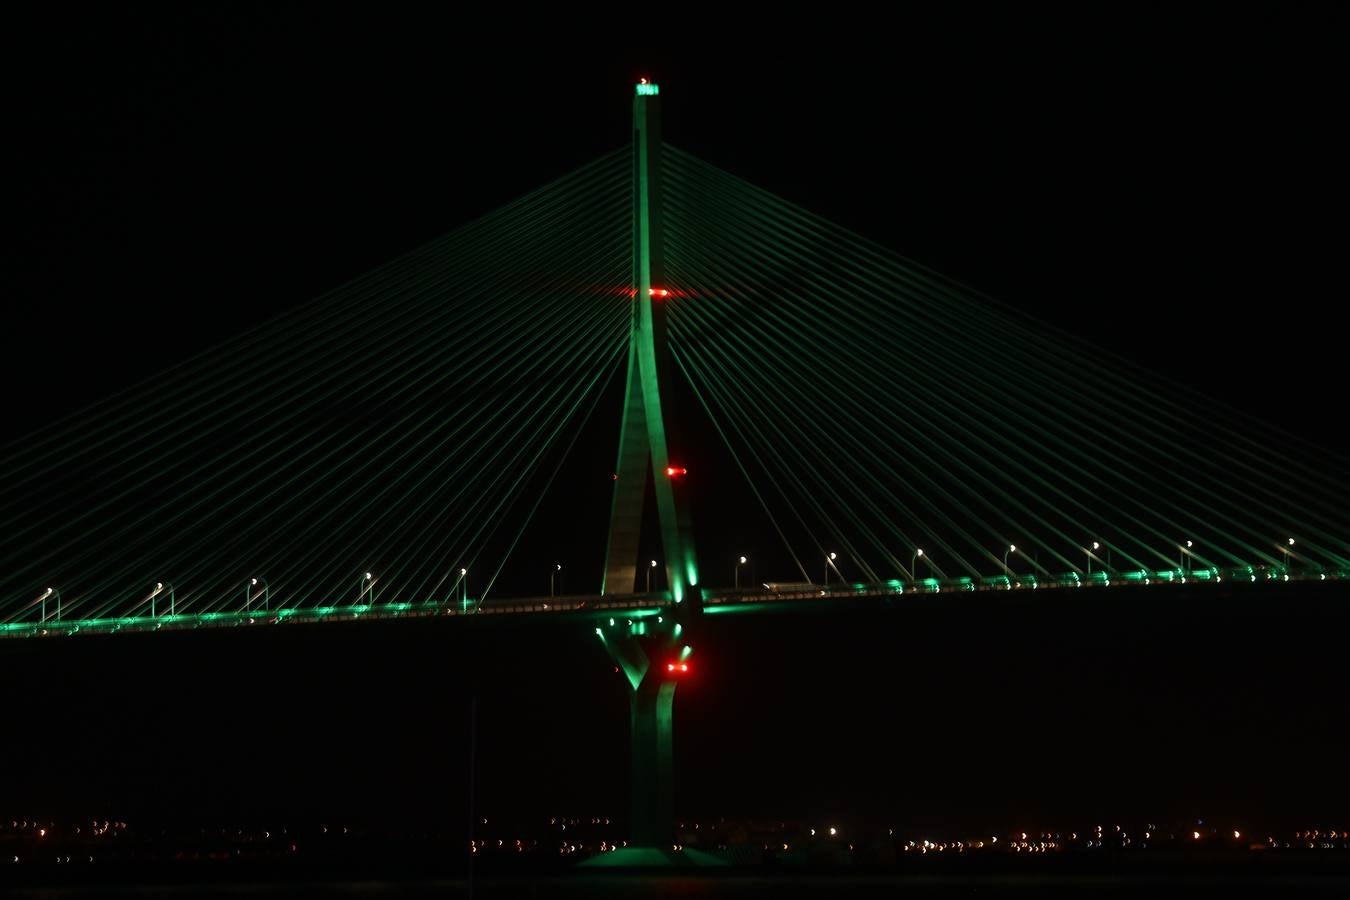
[{"x1": 760, "y1": 582, "x2": 818, "y2": 594}]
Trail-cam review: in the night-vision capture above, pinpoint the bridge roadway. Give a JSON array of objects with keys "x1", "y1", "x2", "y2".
[{"x1": 1, "y1": 564, "x2": 1340, "y2": 642}]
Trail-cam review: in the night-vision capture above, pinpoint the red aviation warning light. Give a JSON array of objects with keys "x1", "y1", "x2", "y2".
[
  {"x1": 665, "y1": 662, "x2": 689, "y2": 674},
  {"x1": 665, "y1": 466, "x2": 687, "y2": 478},
  {"x1": 648, "y1": 287, "x2": 669, "y2": 297}
]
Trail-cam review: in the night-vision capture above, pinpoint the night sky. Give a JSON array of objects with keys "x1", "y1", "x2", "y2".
[{"x1": 4, "y1": 8, "x2": 1347, "y2": 834}]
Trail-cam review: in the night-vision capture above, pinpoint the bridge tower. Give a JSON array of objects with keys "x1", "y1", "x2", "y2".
[
  {"x1": 599, "y1": 78, "x2": 701, "y2": 851},
  {"x1": 603, "y1": 78, "x2": 699, "y2": 605}
]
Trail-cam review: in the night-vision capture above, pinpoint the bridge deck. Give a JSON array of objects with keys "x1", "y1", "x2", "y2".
[{"x1": 1, "y1": 565, "x2": 1341, "y2": 641}]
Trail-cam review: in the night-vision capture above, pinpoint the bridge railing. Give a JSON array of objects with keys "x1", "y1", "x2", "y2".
[
  {"x1": 703, "y1": 565, "x2": 1345, "y2": 607},
  {"x1": 4, "y1": 567, "x2": 1343, "y2": 641}
]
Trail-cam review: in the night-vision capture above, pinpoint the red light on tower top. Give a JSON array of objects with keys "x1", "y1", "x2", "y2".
[
  {"x1": 665, "y1": 466, "x2": 687, "y2": 478},
  {"x1": 665, "y1": 662, "x2": 689, "y2": 674},
  {"x1": 648, "y1": 287, "x2": 669, "y2": 297}
]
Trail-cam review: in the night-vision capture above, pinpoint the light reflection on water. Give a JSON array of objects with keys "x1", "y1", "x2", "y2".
[{"x1": 8, "y1": 874, "x2": 1350, "y2": 899}]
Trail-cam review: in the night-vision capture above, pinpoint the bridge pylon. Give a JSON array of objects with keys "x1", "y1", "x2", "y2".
[
  {"x1": 595, "y1": 78, "x2": 701, "y2": 854},
  {"x1": 602, "y1": 78, "x2": 699, "y2": 608}
]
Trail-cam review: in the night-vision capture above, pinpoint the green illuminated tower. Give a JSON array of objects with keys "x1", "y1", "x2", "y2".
[
  {"x1": 603, "y1": 79, "x2": 699, "y2": 606},
  {"x1": 599, "y1": 79, "x2": 700, "y2": 851}
]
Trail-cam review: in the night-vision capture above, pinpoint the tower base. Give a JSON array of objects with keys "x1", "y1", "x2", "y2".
[{"x1": 577, "y1": 846, "x2": 729, "y2": 868}]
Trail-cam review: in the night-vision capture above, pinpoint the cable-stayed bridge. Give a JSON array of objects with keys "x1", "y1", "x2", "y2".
[{"x1": 3, "y1": 81, "x2": 1346, "y2": 847}]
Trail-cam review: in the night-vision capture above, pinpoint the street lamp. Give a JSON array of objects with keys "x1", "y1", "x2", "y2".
[
  {"x1": 1285, "y1": 537, "x2": 1295, "y2": 572},
  {"x1": 736, "y1": 556, "x2": 747, "y2": 590},
  {"x1": 358, "y1": 572, "x2": 374, "y2": 604},
  {"x1": 150, "y1": 581, "x2": 174, "y2": 617},
  {"x1": 37, "y1": 586, "x2": 62, "y2": 623},
  {"x1": 551, "y1": 563, "x2": 561, "y2": 597},
  {"x1": 647, "y1": 559, "x2": 657, "y2": 593},
  {"x1": 1087, "y1": 541, "x2": 1100, "y2": 576},
  {"x1": 1003, "y1": 545, "x2": 1016, "y2": 578},
  {"x1": 245, "y1": 577, "x2": 270, "y2": 612},
  {"x1": 825, "y1": 552, "x2": 837, "y2": 588},
  {"x1": 460, "y1": 567, "x2": 469, "y2": 612},
  {"x1": 911, "y1": 548, "x2": 924, "y2": 584},
  {"x1": 1183, "y1": 540, "x2": 1193, "y2": 575}
]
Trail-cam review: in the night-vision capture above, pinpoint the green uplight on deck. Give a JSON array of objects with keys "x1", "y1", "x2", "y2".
[
  {"x1": 679, "y1": 645, "x2": 692, "y2": 661},
  {"x1": 635, "y1": 80, "x2": 660, "y2": 96}
]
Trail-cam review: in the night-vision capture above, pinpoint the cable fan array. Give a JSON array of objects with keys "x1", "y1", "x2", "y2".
[
  {"x1": 0, "y1": 149, "x2": 632, "y2": 626},
  {"x1": 3, "y1": 139, "x2": 1348, "y2": 639},
  {"x1": 662, "y1": 145, "x2": 1350, "y2": 586}
]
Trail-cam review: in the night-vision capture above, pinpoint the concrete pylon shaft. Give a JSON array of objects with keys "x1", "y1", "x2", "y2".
[
  {"x1": 594, "y1": 80, "x2": 702, "y2": 852},
  {"x1": 630, "y1": 656, "x2": 676, "y2": 847},
  {"x1": 601, "y1": 80, "x2": 699, "y2": 606}
]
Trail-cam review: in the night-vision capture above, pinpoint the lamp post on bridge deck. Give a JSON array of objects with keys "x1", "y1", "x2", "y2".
[
  {"x1": 37, "y1": 587, "x2": 63, "y2": 623},
  {"x1": 245, "y1": 577, "x2": 270, "y2": 612},
  {"x1": 150, "y1": 581, "x2": 174, "y2": 617}
]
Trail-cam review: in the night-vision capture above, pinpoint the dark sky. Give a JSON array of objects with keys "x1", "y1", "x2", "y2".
[
  {"x1": 7, "y1": 7, "x2": 1345, "y2": 442},
  {"x1": 3, "y1": 7, "x2": 1348, "y2": 833}
]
